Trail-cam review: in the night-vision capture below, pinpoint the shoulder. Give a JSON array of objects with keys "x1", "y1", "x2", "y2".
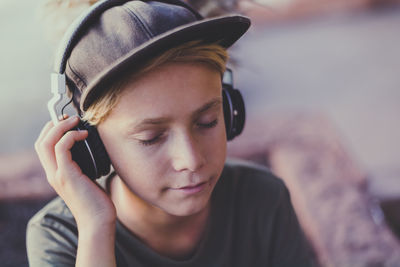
[
  {"x1": 220, "y1": 158, "x2": 288, "y2": 204},
  {"x1": 222, "y1": 158, "x2": 280, "y2": 182},
  {"x1": 213, "y1": 158, "x2": 291, "y2": 223},
  {"x1": 216, "y1": 160, "x2": 315, "y2": 265},
  {"x1": 27, "y1": 197, "x2": 78, "y2": 266},
  {"x1": 28, "y1": 196, "x2": 76, "y2": 231}
]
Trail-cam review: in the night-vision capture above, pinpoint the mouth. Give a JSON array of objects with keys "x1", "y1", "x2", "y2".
[{"x1": 169, "y1": 181, "x2": 209, "y2": 195}]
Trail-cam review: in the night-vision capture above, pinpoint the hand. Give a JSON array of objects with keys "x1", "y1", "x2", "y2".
[{"x1": 35, "y1": 115, "x2": 116, "y2": 229}]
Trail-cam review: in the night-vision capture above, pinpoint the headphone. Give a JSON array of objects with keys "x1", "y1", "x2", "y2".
[{"x1": 48, "y1": 0, "x2": 246, "y2": 180}]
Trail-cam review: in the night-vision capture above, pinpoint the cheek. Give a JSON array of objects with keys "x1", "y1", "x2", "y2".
[
  {"x1": 111, "y1": 144, "x2": 164, "y2": 178},
  {"x1": 216, "y1": 123, "x2": 228, "y2": 172},
  {"x1": 111, "y1": 147, "x2": 168, "y2": 200},
  {"x1": 101, "y1": 134, "x2": 166, "y2": 187},
  {"x1": 203, "y1": 121, "x2": 227, "y2": 165}
]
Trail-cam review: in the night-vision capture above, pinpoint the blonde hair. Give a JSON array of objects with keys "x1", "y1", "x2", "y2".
[{"x1": 82, "y1": 41, "x2": 229, "y2": 125}]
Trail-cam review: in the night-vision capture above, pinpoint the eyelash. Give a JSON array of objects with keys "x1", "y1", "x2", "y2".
[
  {"x1": 198, "y1": 119, "x2": 218, "y2": 129},
  {"x1": 138, "y1": 134, "x2": 163, "y2": 146},
  {"x1": 138, "y1": 119, "x2": 219, "y2": 147}
]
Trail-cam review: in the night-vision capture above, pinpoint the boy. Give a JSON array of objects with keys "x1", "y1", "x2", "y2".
[{"x1": 27, "y1": 0, "x2": 314, "y2": 266}]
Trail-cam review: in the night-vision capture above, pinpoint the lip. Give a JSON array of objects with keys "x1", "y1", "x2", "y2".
[{"x1": 170, "y1": 181, "x2": 208, "y2": 195}]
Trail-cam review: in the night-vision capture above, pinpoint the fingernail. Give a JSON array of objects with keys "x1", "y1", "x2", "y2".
[{"x1": 59, "y1": 114, "x2": 70, "y2": 120}]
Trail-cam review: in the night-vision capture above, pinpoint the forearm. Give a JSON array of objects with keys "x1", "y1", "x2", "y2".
[{"x1": 76, "y1": 222, "x2": 117, "y2": 267}]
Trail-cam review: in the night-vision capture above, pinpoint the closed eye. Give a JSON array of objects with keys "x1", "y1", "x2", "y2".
[
  {"x1": 197, "y1": 119, "x2": 218, "y2": 129},
  {"x1": 137, "y1": 119, "x2": 218, "y2": 147},
  {"x1": 138, "y1": 133, "x2": 164, "y2": 146}
]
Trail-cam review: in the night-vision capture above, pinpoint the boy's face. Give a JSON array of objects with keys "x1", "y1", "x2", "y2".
[{"x1": 97, "y1": 62, "x2": 227, "y2": 216}]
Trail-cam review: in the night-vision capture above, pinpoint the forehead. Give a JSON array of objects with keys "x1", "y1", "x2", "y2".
[{"x1": 106, "y1": 62, "x2": 222, "y2": 122}]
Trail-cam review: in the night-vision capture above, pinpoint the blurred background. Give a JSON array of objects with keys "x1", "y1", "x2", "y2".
[{"x1": 1, "y1": 0, "x2": 400, "y2": 266}]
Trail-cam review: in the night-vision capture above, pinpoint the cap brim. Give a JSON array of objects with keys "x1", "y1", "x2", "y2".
[{"x1": 81, "y1": 14, "x2": 251, "y2": 111}]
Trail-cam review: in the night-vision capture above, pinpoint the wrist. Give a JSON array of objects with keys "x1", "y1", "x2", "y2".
[
  {"x1": 75, "y1": 206, "x2": 117, "y2": 231},
  {"x1": 77, "y1": 218, "x2": 116, "y2": 236},
  {"x1": 76, "y1": 220, "x2": 117, "y2": 267}
]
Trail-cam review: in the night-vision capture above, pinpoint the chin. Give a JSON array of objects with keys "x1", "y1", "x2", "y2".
[
  {"x1": 163, "y1": 192, "x2": 212, "y2": 217},
  {"x1": 166, "y1": 175, "x2": 219, "y2": 217},
  {"x1": 169, "y1": 203, "x2": 210, "y2": 217}
]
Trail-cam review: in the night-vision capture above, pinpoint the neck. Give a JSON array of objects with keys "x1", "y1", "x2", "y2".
[{"x1": 109, "y1": 175, "x2": 210, "y2": 260}]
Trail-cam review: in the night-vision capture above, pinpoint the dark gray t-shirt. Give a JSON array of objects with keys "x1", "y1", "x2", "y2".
[{"x1": 26, "y1": 159, "x2": 314, "y2": 266}]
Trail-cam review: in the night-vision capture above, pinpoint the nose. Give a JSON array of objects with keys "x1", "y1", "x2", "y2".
[{"x1": 170, "y1": 131, "x2": 206, "y2": 172}]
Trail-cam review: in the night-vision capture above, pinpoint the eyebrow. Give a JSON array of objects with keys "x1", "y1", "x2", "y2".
[
  {"x1": 131, "y1": 97, "x2": 222, "y2": 131},
  {"x1": 191, "y1": 97, "x2": 222, "y2": 119}
]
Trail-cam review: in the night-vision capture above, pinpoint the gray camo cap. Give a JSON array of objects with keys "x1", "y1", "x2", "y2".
[{"x1": 57, "y1": 0, "x2": 250, "y2": 112}]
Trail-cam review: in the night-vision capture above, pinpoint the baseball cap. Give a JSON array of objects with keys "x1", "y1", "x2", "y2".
[{"x1": 58, "y1": 0, "x2": 251, "y2": 111}]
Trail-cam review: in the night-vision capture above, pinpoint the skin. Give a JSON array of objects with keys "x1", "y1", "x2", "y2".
[{"x1": 35, "y1": 62, "x2": 227, "y2": 266}]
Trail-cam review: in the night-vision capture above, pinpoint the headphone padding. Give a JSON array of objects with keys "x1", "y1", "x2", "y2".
[
  {"x1": 71, "y1": 120, "x2": 111, "y2": 179},
  {"x1": 230, "y1": 88, "x2": 245, "y2": 137},
  {"x1": 222, "y1": 87, "x2": 246, "y2": 141},
  {"x1": 84, "y1": 122, "x2": 111, "y2": 178}
]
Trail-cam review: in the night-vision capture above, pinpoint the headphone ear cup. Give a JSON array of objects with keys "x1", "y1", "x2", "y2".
[
  {"x1": 230, "y1": 88, "x2": 245, "y2": 137},
  {"x1": 70, "y1": 120, "x2": 111, "y2": 179},
  {"x1": 222, "y1": 87, "x2": 246, "y2": 141}
]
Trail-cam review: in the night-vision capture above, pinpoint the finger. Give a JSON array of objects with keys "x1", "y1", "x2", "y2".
[
  {"x1": 55, "y1": 129, "x2": 89, "y2": 172},
  {"x1": 43, "y1": 116, "x2": 80, "y2": 149},
  {"x1": 35, "y1": 121, "x2": 55, "y2": 174},
  {"x1": 36, "y1": 116, "x2": 81, "y2": 175},
  {"x1": 59, "y1": 114, "x2": 69, "y2": 120},
  {"x1": 35, "y1": 120, "x2": 54, "y2": 147},
  {"x1": 36, "y1": 114, "x2": 69, "y2": 145}
]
